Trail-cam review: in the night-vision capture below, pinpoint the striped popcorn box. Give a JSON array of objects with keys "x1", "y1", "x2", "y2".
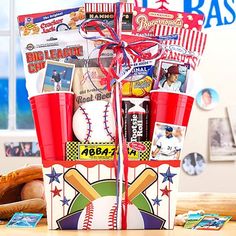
[
  {"x1": 154, "y1": 25, "x2": 207, "y2": 70},
  {"x1": 132, "y1": 6, "x2": 204, "y2": 36}
]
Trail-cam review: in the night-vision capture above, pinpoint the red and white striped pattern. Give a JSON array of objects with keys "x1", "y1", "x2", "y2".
[
  {"x1": 155, "y1": 25, "x2": 207, "y2": 56},
  {"x1": 85, "y1": 3, "x2": 133, "y2": 13}
]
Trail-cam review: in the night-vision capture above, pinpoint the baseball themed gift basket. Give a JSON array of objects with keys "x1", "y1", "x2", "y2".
[{"x1": 18, "y1": 0, "x2": 207, "y2": 230}]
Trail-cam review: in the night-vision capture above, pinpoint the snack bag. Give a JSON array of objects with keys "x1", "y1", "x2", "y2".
[
  {"x1": 19, "y1": 30, "x2": 86, "y2": 97},
  {"x1": 120, "y1": 34, "x2": 163, "y2": 97},
  {"x1": 72, "y1": 36, "x2": 113, "y2": 110},
  {"x1": 17, "y1": 7, "x2": 85, "y2": 37},
  {"x1": 152, "y1": 25, "x2": 207, "y2": 92}
]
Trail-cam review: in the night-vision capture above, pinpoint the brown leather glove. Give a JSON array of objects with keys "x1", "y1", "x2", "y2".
[{"x1": 0, "y1": 165, "x2": 46, "y2": 220}]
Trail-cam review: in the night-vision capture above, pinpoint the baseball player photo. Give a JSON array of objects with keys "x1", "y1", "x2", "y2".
[
  {"x1": 153, "y1": 61, "x2": 189, "y2": 93},
  {"x1": 150, "y1": 123, "x2": 186, "y2": 160},
  {"x1": 42, "y1": 60, "x2": 75, "y2": 93}
]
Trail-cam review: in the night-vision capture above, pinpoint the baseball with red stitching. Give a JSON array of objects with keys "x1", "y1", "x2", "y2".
[
  {"x1": 73, "y1": 101, "x2": 116, "y2": 143},
  {"x1": 78, "y1": 196, "x2": 144, "y2": 229}
]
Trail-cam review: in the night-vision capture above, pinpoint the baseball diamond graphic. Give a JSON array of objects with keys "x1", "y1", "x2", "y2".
[{"x1": 56, "y1": 168, "x2": 166, "y2": 229}]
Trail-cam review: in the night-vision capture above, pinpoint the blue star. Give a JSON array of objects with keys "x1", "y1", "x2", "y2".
[
  {"x1": 60, "y1": 196, "x2": 71, "y2": 206},
  {"x1": 45, "y1": 168, "x2": 62, "y2": 184},
  {"x1": 152, "y1": 197, "x2": 162, "y2": 206},
  {"x1": 160, "y1": 167, "x2": 177, "y2": 184}
]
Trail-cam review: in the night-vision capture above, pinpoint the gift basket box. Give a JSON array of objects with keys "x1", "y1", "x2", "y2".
[
  {"x1": 43, "y1": 160, "x2": 180, "y2": 230},
  {"x1": 18, "y1": 1, "x2": 207, "y2": 231}
]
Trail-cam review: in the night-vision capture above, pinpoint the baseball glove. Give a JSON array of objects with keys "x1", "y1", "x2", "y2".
[{"x1": 0, "y1": 165, "x2": 46, "y2": 220}]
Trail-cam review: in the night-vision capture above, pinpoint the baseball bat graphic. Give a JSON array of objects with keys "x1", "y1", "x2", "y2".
[
  {"x1": 123, "y1": 169, "x2": 158, "y2": 202},
  {"x1": 64, "y1": 169, "x2": 101, "y2": 202}
]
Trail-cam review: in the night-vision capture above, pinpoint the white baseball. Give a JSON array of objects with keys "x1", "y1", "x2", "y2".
[
  {"x1": 73, "y1": 101, "x2": 116, "y2": 143},
  {"x1": 78, "y1": 196, "x2": 144, "y2": 230}
]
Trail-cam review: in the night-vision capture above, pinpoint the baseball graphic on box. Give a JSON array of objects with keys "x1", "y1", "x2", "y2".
[
  {"x1": 78, "y1": 196, "x2": 144, "y2": 229},
  {"x1": 63, "y1": 168, "x2": 160, "y2": 229},
  {"x1": 73, "y1": 101, "x2": 116, "y2": 143}
]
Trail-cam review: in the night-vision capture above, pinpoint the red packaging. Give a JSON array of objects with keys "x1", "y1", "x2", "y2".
[
  {"x1": 154, "y1": 25, "x2": 207, "y2": 70},
  {"x1": 29, "y1": 92, "x2": 74, "y2": 161},
  {"x1": 149, "y1": 91, "x2": 194, "y2": 139},
  {"x1": 132, "y1": 6, "x2": 204, "y2": 36}
]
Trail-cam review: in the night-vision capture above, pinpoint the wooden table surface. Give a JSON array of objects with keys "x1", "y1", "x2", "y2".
[{"x1": 1, "y1": 219, "x2": 236, "y2": 236}]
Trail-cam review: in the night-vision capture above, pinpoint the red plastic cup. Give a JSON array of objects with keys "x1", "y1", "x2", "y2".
[
  {"x1": 29, "y1": 92, "x2": 74, "y2": 161},
  {"x1": 150, "y1": 91, "x2": 194, "y2": 139}
]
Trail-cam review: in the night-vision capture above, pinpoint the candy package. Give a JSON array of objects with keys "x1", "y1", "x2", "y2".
[
  {"x1": 85, "y1": 2, "x2": 133, "y2": 33},
  {"x1": 132, "y1": 6, "x2": 204, "y2": 36},
  {"x1": 19, "y1": 30, "x2": 86, "y2": 97},
  {"x1": 17, "y1": 6, "x2": 85, "y2": 37},
  {"x1": 120, "y1": 34, "x2": 163, "y2": 97}
]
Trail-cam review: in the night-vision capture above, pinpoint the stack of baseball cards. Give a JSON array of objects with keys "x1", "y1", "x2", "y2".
[{"x1": 184, "y1": 213, "x2": 231, "y2": 230}]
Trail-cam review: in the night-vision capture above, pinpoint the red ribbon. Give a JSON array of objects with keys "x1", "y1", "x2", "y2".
[
  {"x1": 79, "y1": 20, "x2": 164, "y2": 91},
  {"x1": 79, "y1": 3, "x2": 164, "y2": 229}
]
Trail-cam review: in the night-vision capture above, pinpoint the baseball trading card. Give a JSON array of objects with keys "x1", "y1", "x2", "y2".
[
  {"x1": 184, "y1": 217, "x2": 204, "y2": 229},
  {"x1": 209, "y1": 118, "x2": 236, "y2": 161},
  {"x1": 42, "y1": 60, "x2": 75, "y2": 93},
  {"x1": 152, "y1": 60, "x2": 190, "y2": 93},
  {"x1": 227, "y1": 106, "x2": 236, "y2": 144},
  {"x1": 188, "y1": 213, "x2": 204, "y2": 221},
  {"x1": 6, "y1": 212, "x2": 43, "y2": 228},
  {"x1": 150, "y1": 122, "x2": 186, "y2": 160},
  {"x1": 193, "y1": 216, "x2": 231, "y2": 230},
  {"x1": 4, "y1": 142, "x2": 40, "y2": 157}
]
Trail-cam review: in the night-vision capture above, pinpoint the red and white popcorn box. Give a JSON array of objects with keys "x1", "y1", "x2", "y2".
[
  {"x1": 43, "y1": 160, "x2": 180, "y2": 230},
  {"x1": 132, "y1": 6, "x2": 204, "y2": 36}
]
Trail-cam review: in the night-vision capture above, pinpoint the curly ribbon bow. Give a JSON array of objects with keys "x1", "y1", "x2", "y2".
[
  {"x1": 79, "y1": 3, "x2": 165, "y2": 229},
  {"x1": 79, "y1": 19, "x2": 164, "y2": 91}
]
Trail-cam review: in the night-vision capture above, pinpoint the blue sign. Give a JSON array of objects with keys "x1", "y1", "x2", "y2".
[{"x1": 184, "y1": 0, "x2": 236, "y2": 28}]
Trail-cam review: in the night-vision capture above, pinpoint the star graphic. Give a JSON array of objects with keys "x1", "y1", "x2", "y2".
[
  {"x1": 160, "y1": 167, "x2": 177, "y2": 184},
  {"x1": 45, "y1": 168, "x2": 62, "y2": 184},
  {"x1": 160, "y1": 186, "x2": 172, "y2": 197},
  {"x1": 51, "y1": 186, "x2": 62, "y2": 197},
  {"x1": 152, "y1": 197, "x2": 162, "y2": 206},
  {"x1": 60, "y1": 196, "x2": 71, "y2": 206}
]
